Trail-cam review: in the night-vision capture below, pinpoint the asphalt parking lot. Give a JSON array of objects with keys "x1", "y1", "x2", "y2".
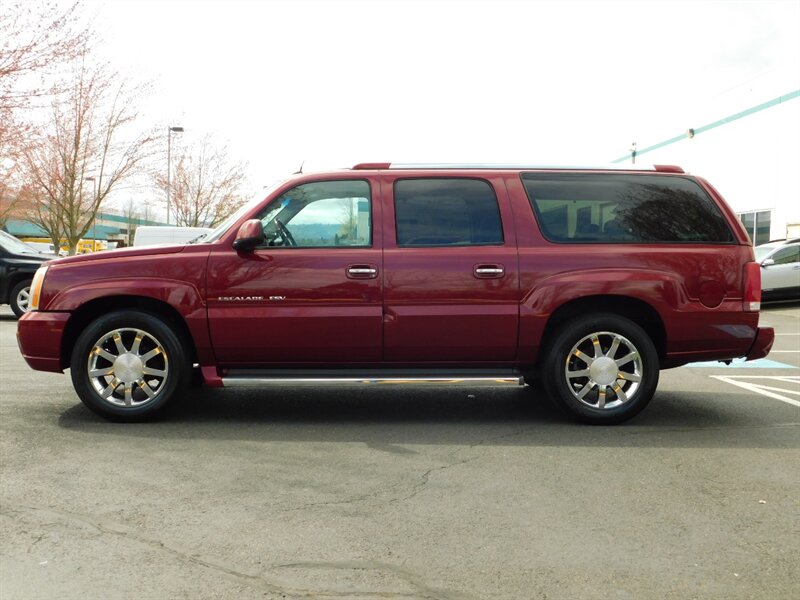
[{"x1": 1, "y1": 304, "x2": 798, "y2": 600}]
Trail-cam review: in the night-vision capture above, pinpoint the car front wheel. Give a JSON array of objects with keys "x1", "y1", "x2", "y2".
[
  {"x1": 70, "y1": 310, "x2": 189, "y2": 421},
  {"x1": 542, "y1": 314, "x2": 659, "y2": 424},
  {"x1": 10, "y1": 280, "x2": 32, "y2": 317}
]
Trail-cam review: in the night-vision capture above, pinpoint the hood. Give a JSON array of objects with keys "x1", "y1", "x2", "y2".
[
  {"x1": 49, "y1": 244, "x2": 186, "y2": 266},
  {"x1": 4, "y1": 251, "x2": 54, "y2": 264}
]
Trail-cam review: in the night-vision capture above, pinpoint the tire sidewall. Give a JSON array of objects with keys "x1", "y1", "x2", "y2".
[
  {"x1": 70, "y1": 310, "x2": 189, "y2": 421},
  {"x1": 10, "y1": 280, "x2": 32, "y2": 317},
  {"x1": 542, "y1": 314, "x2": 659, "y2": 425}
]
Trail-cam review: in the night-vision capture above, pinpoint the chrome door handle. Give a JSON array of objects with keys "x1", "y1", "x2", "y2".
[
  {"x1": 474, "y1": 265, "x2": 505, "y2": 278},
  {"x1": 347, "y1": 265, "x2": 378, "y2": 279}
]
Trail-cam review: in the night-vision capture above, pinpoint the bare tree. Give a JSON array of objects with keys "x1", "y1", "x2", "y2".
[
  {"x1": 154, "y1": 136, "x2": 248, "y2": 228},
  {"x1": 121, "y1": 197, "x2": 142, "y2": 246},
  {"x1": 21, "y1": 56, "x2": 154, "y2": 254},
  {"x1": 1, "y1": 1, "x2": 87, "y2": 232},
  {"x1": 0, "y1": 1, "x2": 87, "y2": 111}
]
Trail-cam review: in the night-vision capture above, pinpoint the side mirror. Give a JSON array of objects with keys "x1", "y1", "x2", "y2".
[
  {"x1": 232, "y1": 219, "x2": 265, "y2": 251},
  {"x1": 761, "y1": 258, "x2": 775, "y2": 268}
]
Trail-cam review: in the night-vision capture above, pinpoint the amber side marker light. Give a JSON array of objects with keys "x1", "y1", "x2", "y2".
[{"x1": 29, "y1": 266, "x2": 48, "y2": 311}]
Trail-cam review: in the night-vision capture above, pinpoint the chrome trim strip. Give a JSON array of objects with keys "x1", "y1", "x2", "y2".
[
  {"x1": 388, "y1": 163, "x2": 657, "y2": 171},
  {"x1": 222, "y1": 376, "x2": 524, "y2": 387}
]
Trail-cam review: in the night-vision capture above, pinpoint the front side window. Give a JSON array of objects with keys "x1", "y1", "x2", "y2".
[
  {"x1": 522, "y1": 173, "x2": 735, "y2": 244},
  {"x1": 772, "y1": 245, "x2": 799, "y2": 265},
  {"x1": 394, "y1": 178, "x2": 503, "y2": 247},
  {"x1": 256, "y1": 180, "x2": 371, "y2": 247}
]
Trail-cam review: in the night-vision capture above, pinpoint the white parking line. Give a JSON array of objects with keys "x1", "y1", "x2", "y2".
[{"x1": 711, "y1": 375, "x2": 800, "y2": 407}]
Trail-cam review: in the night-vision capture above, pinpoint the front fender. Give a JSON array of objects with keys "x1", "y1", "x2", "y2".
[
  {"x1": 46, "y1": 278, "x2": 205, "y2": 315},
  {"x1": 45, "y1": 278, "x2": 214, "y2": 366}
]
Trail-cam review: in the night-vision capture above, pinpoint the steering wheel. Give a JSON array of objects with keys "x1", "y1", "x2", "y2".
[{"x1": 275, "y1": 219, "x2": 297, "y2": 247}]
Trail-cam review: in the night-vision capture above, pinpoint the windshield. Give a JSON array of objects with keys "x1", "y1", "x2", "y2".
[
  {"x1": 202, "y1": 180, "x2": 285, "y2": 243},
  {"x1": 0, "y1": 230, "x2": 43, "y2": 255}
]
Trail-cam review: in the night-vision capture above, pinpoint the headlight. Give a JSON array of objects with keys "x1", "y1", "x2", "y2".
[{"x1": 29, "y1": 266, "x2": 48, "y2": 311}]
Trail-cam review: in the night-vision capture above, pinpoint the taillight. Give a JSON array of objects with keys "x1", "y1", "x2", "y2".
[{"x1": 743, "y1": 262, "x2": 761, "y2": 312}]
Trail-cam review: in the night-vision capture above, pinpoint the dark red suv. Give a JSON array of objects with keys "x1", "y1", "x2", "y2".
[{"x1": 16, "y1": 164, "x2": 774, "y2": 423}]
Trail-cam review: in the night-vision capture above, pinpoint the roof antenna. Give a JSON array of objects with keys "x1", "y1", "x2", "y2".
[{"x1": 294, "y1": 160, "x2": 304, "y2": 175}]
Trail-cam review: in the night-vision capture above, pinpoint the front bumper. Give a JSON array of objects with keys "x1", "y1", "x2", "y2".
[
  {"x1": 16, "y1": 311, "x2": 71, "y2": 373},
  {"x1": 744, "y1": 327, "x2": 775, "y2": 361}
]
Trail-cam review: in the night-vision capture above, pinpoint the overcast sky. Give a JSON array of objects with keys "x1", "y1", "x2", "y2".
[{"x1": 85, "y1": 0, "x2": 800, "y2": 195}]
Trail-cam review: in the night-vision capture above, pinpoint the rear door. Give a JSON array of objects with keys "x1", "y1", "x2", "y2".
[{"x1": 381, "y1": 174, "x2": 520, "y2": 363}]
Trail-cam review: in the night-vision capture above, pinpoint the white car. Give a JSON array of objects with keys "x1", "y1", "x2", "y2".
[{"x1": 755, "y1": 238, "x2": 800, "y2": 301}]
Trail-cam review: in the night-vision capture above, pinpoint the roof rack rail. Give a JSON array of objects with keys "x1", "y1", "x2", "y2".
[{"x1": 351, "y1": 162, "x2": 685, "y2": 173}]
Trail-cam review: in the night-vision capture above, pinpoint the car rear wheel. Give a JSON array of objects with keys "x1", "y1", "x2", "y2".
[
  {"x1": 542, "y1": 314, "x2": 659, "y2": 424},
  {"x1": 70, "y1": 310, "x2": 189, "y2": 421},
  {"x1": 10, "y1": 280, "x2": 32, "y2": 317}
]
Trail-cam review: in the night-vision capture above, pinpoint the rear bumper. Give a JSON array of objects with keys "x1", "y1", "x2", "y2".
[
  {"x1": 745, "y1": 327, "x2": 775, "y2": 361},
  {"x1": 16, "y1": 311, "x2": 70, "y2": 373}
]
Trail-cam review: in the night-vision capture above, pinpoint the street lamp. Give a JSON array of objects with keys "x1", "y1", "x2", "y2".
[{"x1": 166, "y1": 125, "x2": 184, "y2": 225}]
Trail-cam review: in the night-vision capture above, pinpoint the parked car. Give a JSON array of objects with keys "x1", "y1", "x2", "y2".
[
  {"x1": 754, "y1": 238, "x2": 800, "y2": 301},
  {"x1": 16, "y1": 163, "x2": 774, "y2": 424},
  {"x1": 21, "y1": 241, "x2": 67, "y2": 256},
  {"x1": 133, "y1": 226, "x2": 213, "y2": 247},
  {"x1": 0, "y1": 231, "x2": 57, "y2": 317}
]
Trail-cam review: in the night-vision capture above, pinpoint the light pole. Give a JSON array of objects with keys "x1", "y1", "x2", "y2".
[
  {"x1": 86, "y1": 176, "x2": 97, "y2": 252},
  {"x1": 166, "y1": 125, "x2": 184, "y2": 225}
]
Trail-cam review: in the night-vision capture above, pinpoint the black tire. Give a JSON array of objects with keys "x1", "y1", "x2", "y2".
[
  {"x1": 542, "y1": 314, "x2": 659, "y2": 425},
  {"x1": 10, "y1": 279, "x2": 32, "y2": 317},
  {"x1": 70, "y1": 310, "x2": 190, "y2": 422}
]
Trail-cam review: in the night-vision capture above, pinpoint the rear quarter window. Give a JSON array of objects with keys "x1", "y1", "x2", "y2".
[{"x1": 521, "y1": 173, "x2": 735, "y2": 243}]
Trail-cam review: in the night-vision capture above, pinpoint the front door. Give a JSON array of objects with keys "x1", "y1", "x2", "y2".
[{"x1": 207, "y1": 178, "x2": 382, "y2": 365}]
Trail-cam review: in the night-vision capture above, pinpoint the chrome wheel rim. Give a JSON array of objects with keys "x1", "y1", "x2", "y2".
[
  {"x1": 16, "y1": 286, "x2": 31, "y2": 312},
  {"x1": 86, "y1": 328, "x2": 169, "y2": 407},
  {"x1": 564, "y1": 331, "x2": 643, "y2": 410}
]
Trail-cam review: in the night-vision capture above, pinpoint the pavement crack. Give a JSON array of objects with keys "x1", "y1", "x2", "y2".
[
  {"x1": 272, "y1": 560, "x2": 477, "y2": 600},
  {"x1": 3, "y1": 506, "x2": 294, "y2": 596},
  {"x1": 387, "y1": 456, "x2": 479, "y2": 504}
]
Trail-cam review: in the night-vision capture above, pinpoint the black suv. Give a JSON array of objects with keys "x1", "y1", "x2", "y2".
[{"x1": 0, "y1": 231, "x2": 54, "y2": 317}]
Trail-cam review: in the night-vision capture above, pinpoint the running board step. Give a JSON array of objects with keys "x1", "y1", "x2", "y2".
[{"x1": 221, "y1": 369, "x2": 524, "y2": 388}]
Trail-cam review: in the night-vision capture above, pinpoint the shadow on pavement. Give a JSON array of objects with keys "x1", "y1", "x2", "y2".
[{"x1": 56, "y1": 384, "x2": 799, "y2": 449}]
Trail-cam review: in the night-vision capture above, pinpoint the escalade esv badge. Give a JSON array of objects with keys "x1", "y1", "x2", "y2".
[{"x1": 218, "y1": 296, "x2": 265, "y2": 302}]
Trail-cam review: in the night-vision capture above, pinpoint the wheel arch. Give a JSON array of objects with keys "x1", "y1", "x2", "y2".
[
  {"x1": 60, "y1": 295, "x2": 198, "y2": 370},
  {"x1": 541, "y1": 295, "x2": 667, "y2": 364}
]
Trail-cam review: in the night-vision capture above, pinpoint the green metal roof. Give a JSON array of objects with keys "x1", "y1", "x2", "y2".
[{"x1": 4, "y1": 219, "x2": 122, "y2": 241}]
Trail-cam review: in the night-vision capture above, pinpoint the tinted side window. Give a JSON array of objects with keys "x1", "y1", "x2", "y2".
[
  {"x1": 772, "y1": 245, "x2": 799, "y2": 265},
  {"x1": 394, "y1": 179, "x2": 503, "y2": 247},
  {"x1": 521, "y1": 174, "x2": 735, "y2": 243},
  {"x1": 257, "y1": 180, "x2": 371, "y2": 247}
]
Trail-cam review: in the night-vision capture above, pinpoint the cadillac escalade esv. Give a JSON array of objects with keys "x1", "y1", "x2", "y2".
[{"x1": 16, "y1": 164, "x2": 774, "y2": 424}]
